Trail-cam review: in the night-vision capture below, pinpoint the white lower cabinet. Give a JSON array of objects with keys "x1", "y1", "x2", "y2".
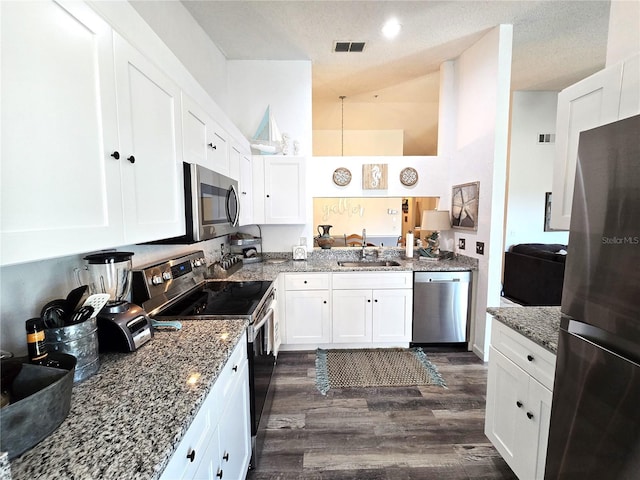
[
  {"x1": 332, "y1": 272, "x2": 413, "y2": 345},
  {"x1": 281, "y1": 271, "x2": 412, "y2": 348},
  {"x1": 283, "y1": 273, "x2": 331, "y2": 344},
  {"x1": 161, "y1": 334, "x2": 250, "y2": 480},
  {"x1": 485, "y1": 319, "x2": 555, "y2": 480}
]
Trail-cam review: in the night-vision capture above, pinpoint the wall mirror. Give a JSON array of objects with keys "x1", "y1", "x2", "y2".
[{"x1": 313, "y1": 196, "x2": 440, "y2": 246}]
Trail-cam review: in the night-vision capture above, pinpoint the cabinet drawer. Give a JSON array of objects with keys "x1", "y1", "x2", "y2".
[
  {"x1": 491, "y1": 319, "x2": 556, "y2": 390},
  {"x1": 213, "y1": 333, "x2": 248, "y2": 411},
  {"x1": 333, "y1": 272, "x2": 412, "y2": 290},
  {"x1": 285, "y1": 273, "x2": 330, "y2": 290},
  {"x1": 160, "y1": 388, "x2": 214, "y2": 480}
]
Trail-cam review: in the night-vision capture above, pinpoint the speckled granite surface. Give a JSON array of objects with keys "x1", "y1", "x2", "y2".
[
  {"x1": 487, "y1": 306, "x2": 561, "y2": 353},
  {"x1": 0, "y1": 452, "x2": 10, "y2": 480},
  {"x1": 225, "y1": 248, "x2": 477, "y2": 282},
  {"x1": 9, "y1": 320, "x2": 248, "y2": 480}
]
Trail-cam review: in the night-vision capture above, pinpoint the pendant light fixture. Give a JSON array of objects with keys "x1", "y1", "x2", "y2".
[{"x1": 339, "y1": 95, "x2": 346, "y2": 156}]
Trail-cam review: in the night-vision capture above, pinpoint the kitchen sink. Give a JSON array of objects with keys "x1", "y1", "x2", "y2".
[{"x1": 337, "y1": 260, "x2": 401, "y2": 267}]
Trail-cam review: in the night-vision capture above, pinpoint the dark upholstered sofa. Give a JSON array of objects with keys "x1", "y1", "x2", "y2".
[{"x1": 503, "y1": 243, "x2": 568, "y2": 306}]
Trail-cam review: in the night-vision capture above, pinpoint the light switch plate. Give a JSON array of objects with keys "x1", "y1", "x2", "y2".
[
  {"x1": 458, "y1": 238, "x2": 466, "y2": 250},
  {"x1": 476, "y1": 241, "x2": 485, "y2": 255}
]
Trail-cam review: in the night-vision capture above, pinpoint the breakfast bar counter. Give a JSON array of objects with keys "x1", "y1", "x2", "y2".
[
  {"x1": 9, "y1": 320, "x2": 248, "y2": 480},
  {"x1": 487, "y1": 306, "x2": 561, "y2": 353}
]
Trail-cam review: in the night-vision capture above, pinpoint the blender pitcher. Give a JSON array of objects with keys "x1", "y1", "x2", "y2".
[{"x1": 76, "y1": 252, "x2": 134, "y2": 307}]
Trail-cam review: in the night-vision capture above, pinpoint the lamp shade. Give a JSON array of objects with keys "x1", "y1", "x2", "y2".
[{"x1": 421, "y1": 210, "x2": 451, "y2": 231}]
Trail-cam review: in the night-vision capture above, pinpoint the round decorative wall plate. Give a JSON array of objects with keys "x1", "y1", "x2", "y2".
[
  {"x1": 400, "y1": 167, "x2": 418, "y2": 186},
  {"x1": 333, "y1": 167, "x2": 352, "y2": 186}
]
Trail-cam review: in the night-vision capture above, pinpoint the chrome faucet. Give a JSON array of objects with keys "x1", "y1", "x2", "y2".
[{"x1": 361, "y1": 229, "x2": 367, "y2": 259}]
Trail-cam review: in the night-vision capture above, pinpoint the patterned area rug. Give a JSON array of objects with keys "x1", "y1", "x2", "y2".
[{"x1": 315, "y1": 347, "x2": 446, "y2": 395}]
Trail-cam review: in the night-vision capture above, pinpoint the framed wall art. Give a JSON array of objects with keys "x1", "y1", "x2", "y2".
[
  {"x1": 451, "y1": 181, "x2": 479, "y2": 230},
  {"x1": 362, "y1": 164, "x2": 388, "y2": 190}
]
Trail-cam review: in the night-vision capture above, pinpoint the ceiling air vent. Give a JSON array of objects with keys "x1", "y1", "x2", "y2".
[{"x1": 334, "y1": 41, "x2": 366, "y2": 53}]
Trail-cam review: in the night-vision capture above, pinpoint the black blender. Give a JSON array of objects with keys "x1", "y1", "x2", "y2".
[{"x1": 81, "y1": 252, "x2": 153, "y2": 352}]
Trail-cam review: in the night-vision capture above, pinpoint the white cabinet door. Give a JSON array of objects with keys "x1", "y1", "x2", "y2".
[
  {"x1": 238, "y1": 152, "x2": 254, "y2": 226},
  {"x1": 372, "y1": 289, "x2": 413, "y2": 343},
  {"x1": 284, "y1": 290, "x2": 331, "y2": 344},
  {"x1": 525, "y1": 377, "x2": 553, "y2": 480},
  {"x1": 182, "y1": 97, "x2": 209, "y2": 168},
  {"x1": 113, "y1": 33, "x2": 185, "y2": 244},
  {"x1": 332, "y1": 289, "x2": 372, "y2": 343},
  {"x1": 262, "y1": 156, "x2": 306, "y2": 224},
  {"x1": 217, "y1": 360, "x2": 251, "y2": 480},
  {"x1": 207, "y1": 124, "x2": 230, "y2": 177},
  {"x1": 485, "y1": 346, "x2": 529, "y2": 474},
  {"x1": 0, "y1": 0, "x2": 123, "y2": 266},
  {"x1": 550, "y1": 64, "x2": 623, "y2": 230}
]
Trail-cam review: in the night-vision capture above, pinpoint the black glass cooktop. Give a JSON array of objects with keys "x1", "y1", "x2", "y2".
[{"x1": 157, "y1": 281, "x2": 272, "y2": 318}]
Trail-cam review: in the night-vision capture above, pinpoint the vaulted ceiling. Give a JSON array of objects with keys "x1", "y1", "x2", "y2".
[{"x1": 180, "y1": 1, "x2": 611, "y2": 154}]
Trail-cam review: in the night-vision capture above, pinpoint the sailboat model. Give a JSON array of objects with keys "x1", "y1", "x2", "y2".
[{"x1": 251, "y1": 106, "x2": 282, "y2": 154}]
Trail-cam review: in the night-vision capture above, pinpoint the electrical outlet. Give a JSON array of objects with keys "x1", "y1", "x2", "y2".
[
  {"x1": 476, "y1": 241, "x2": 485, "y2": 255},
  {"x1": 458, "y1": 238, "x2": 466, "y2": 250}
]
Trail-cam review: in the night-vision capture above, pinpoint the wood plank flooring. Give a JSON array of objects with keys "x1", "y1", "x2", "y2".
[{"x1": 247, "y1": 350, "x2": 517, "y2": 480}]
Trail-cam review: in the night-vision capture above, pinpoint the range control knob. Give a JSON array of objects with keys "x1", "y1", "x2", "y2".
[
  {"x1": 162, "y1": 271, "x2": 172, "y2": 281},
  {"x1": 193, "y1": 258, "x2": 205, "y2": 268},
  {"x1": 151, "y1": 274, "x2": 163, "y2": 285}
]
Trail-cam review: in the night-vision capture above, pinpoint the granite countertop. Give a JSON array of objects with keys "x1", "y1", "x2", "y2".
[
  {"x1": 487, "y1": 306, "x2": 561, "y2": 353},
  {"x1": 9, "y1": 319, "x2": 248, "y2": 480},
  {"x1": 223, "y1": 248, "x2": 477, "y2": 282}
]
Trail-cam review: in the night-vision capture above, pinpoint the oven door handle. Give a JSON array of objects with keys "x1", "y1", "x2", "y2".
[{"x1": 253, "y1": 304, "x2": 274, "y2": 333}]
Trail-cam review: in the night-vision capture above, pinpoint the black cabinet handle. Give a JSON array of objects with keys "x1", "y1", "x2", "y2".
[
  {"x1": 527, "y1": 412, "x2": 534, "y2": 420},
  {"x1": 266, "y1": 194, "x2": 270, "y2": 198},
  {"x1": 242, "y1": 191, "x2": 247, "y2": 195},
  {"x1": 216, "y1": 469, "x2": 223, "y2": 478},
  {"x1": 208, "y1": 143, "x2": 217, "y2": 149},
  {"x1": 127, "y1": 155, "x2": 135, "y2": 164},
  {"x1": 374, "y1": 299, "x2": 378, "y2": 303},
  {"x1": 186, "y1": 449, "x2": 196, "y2": 462},
  {"x1": 516, "y1": 401, "x2": 523, "y2": 408},
  {"x1": 323, "y1": 300, "x2": 327, "y2": 304},
  {"x1": 527, "y1": 354, "x2": 534, "y2": 362},
  {"x1": 232, "y1": 365, "x2": 238, "y2": 372},
  {"x1": 110, "y1": 151, "x2": 120, "y2": 160},
  {"x1": 367, "y1": 299, "x2": 371, "y2": 303},
  {"x1": 223, "y1": 452, "x2": 229, "y2": 462},
  {"x1": 304, "y1": 280, "x2": 307, "y2": 284}
]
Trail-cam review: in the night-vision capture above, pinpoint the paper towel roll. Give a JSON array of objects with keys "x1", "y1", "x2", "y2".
[{"x1": 406, "y1": 232, "x2": 414, "y2": 258}]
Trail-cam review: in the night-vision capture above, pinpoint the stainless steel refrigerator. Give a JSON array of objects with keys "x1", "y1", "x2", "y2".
[{"x1": 545, "y1": 114, "x2": 640, "y2": 479}]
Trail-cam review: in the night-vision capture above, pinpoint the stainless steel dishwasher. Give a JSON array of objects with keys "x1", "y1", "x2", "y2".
[{"x1": 412, "y1": 271, "x2": 472, "y2": 345}]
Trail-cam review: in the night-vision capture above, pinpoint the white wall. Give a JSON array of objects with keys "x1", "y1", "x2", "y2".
[
  {"x1": 505, "y1": 91, "x2": 570, "y2": 249},
  {"x1": 227, "y1": 60, "x2": 313, "y2": 157},
  {"x1": 443, "y1": 25, "x2": 514, "y2": 360}
]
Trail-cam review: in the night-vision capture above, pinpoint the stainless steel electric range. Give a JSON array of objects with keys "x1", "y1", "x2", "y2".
[{"x1": 132, "y1": 251, "x2": 276, "y2": 469}]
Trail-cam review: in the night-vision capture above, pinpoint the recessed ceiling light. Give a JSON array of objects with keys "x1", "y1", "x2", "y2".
[{"x1": 382, "y1": 19, "x2": 402, "y2": 39}]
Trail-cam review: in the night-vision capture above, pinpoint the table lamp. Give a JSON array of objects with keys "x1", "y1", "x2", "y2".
[{"x1": 421, "y1": 210, "x2": 451, "y2": 256}]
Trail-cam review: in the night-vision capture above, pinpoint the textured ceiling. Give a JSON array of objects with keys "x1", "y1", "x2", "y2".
[{"x1": 180, "y1": 0, "x2": 611, "y2": 154}]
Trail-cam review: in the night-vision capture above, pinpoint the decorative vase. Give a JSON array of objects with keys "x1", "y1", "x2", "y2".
[{"x1": 316, "y1": 224, "x2": 335, "y2": 249}]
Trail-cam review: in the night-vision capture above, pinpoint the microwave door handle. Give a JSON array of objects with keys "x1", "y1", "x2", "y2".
[{"x1": 227, "y1": 184, "x2": 240, "y2": 227}]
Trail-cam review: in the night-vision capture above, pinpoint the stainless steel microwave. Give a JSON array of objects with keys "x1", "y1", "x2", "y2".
[{"x1": 159, "y1": 163, "x2": 239, "y2": 244}]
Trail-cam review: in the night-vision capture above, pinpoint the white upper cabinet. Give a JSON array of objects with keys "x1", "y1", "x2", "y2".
[
  {"x1": 182, "y1": 94, "x2": 230, "y2": 176},
  {"x1": 236, "y1": 149, "x2": 254, "y2": 226},
  {"x1": 113, "y1": 34, "x2": 185, "y2": 244},
  {"x1": 1, "y1": 1, "x2": 123, "y2": 266},
  {"x1": 551, "y1": 53, "x2": 640, "y2": 230},
  {"x1": 253, "y1": 156, "x2": 306, "y2": 224}
]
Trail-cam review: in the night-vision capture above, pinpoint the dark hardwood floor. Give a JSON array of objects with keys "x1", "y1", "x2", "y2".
[{"x1": 247, "y1": 350, "x2": 517, "y2": 480}]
